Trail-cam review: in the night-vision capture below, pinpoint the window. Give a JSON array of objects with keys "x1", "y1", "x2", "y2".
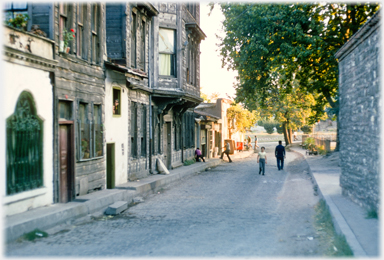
[
  {"x1": 59, "y1": 101, "x2": 72, "y2": 121},
  {"x1": 59, "y1": 3, "x2": 68, "y2": 42},
  {"x1": 187, "y1": 38, "x2": 197, "y2": 86},
  {"x1": 112, "y1": 88, "x2": 121, "y2": 115},
  {"x1": 159, "y1": 28, "x2": 176, "y2": 76},
  {"x1": 77, "y1": 4, "x2": 86, "y2": 58},
  {"x1": 174, "y1": 116, "x2": 182, "y2": 151},
  {"x1": 141, "y1": 104, "x2": 147, "y2": 157},
  {"x1": 183, "y1": 112, "x2": 195, "y2": 148},
  {"x1": 78, "y1": 102, "x2": 103, "y2": 160},
  {"x1": 151, "y1": 108, "x2": 162, "y2": 155},
  {"x1": 187, "y1": 3, "x2": 196, "y2": 17},
  {"x1": 93, "y1": 105, "x2": 103, "y2": 157},
  {"x1": 78, "y1": 103, "x2": 90, "y2": 159},
  {"x1": 140, "y1": 20, "x2": 146, "y2": 71},
  {"x1": 130, "y1": 102, "x2": 137, "y2": 158},
  {"x1": 131, "y1": 12, "x2": 137, "y2": 68},
  {"x1": 91, "y1": 4, "x2": 100, "y2": 63},
  {"x1": 4, "y1": 2, "x2": 28, "y2": 20},
  {"x1": 6, "y1": 91, "x2": 43, "y2": 195}
]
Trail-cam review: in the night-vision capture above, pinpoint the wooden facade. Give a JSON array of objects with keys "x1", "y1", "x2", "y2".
[{"x1": 3, "y1": 2, "x2": 206, "y2": 213}]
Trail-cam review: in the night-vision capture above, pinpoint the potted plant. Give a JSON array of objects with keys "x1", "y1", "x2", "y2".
[
  {"x1": 60, "y1": 28, "x2": 75, "y2": 53},
  {"x1": 5, "y1": 13, "x2": 29, "y2": 30}
]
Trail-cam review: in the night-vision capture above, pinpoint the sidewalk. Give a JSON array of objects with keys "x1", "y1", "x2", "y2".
[
  {"x1": 4, "y1": 150, "x2": 254, "y2": 243},
  {"x1": 291, "y1": 146, "x2": 379, "y2": 257}
]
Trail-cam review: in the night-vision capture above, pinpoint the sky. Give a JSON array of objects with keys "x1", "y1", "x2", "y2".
[{"x1": 200, "y1": 3, "x2": 238, "y2": 100}]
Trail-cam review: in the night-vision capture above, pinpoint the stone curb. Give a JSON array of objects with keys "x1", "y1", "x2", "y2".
[
  {"x1": 5, "y1": 150, "x2": 254, "y2": 243},
  {"x1": 291, "y1": 148, "x2": 367, "y2": 257}
]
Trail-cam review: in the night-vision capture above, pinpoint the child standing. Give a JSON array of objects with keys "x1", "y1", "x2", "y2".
[{"x1": 257, "y1": 146, "x2": 267, "y2": 175}]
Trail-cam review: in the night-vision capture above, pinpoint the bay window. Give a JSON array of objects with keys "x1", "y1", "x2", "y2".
[{"x1": 159, "y1": 28, "x2": 176, "y2": 76}]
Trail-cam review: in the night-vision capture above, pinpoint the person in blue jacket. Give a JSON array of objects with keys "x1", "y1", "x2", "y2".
[{"x1": 275, "y1": 140, "x2": 286, "y2": 170}]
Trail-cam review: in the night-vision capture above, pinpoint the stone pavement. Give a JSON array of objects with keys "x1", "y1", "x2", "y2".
[
  {"x1": 290, "y1": 145, "x2": 379, "y2": 257},
  {"x1": 4, "y1": 149, "x2": 253, "y2": 243}
]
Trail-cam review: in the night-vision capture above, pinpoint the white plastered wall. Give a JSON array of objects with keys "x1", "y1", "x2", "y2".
[
  {"x1": 105, "y1": 71, "x2": 128, "y2": 186},
  {"x1": 3, "y1": 62, "x2": 54, "y2": 216}
]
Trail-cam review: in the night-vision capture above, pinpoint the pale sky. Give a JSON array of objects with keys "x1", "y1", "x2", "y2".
[{"x1": 200, "y1": 3, "x2": 238, "y2": 100}]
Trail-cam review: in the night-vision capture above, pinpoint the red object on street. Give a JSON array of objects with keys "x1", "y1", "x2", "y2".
[{"x1": 236, "y1": 141, "x2": 244, "y2": 151}]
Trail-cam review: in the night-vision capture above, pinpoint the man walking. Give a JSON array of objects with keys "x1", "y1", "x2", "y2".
[
  {"x1": 220, "y1": 141, "x2": 232, "y2": 162},
  {"x1": 275, "y1": 140, "x2": 286, "y2": 170}
]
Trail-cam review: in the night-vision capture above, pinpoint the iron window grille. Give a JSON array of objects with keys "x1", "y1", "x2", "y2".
[{"x1": 6, "y1": 91, "x2": 43, "y2": 195}]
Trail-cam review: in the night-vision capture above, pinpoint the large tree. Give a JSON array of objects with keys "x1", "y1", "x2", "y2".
[{"x1": 216, "y1": 2, "x2": 379, "y2": 148}]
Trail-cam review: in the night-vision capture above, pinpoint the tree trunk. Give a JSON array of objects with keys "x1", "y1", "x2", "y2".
[
  {"x1": 287, "y1": 128, "x2": 292, "y2": 144},
  {"x1": 282, "y1": 122, "x2": 290, "y2": 145}
]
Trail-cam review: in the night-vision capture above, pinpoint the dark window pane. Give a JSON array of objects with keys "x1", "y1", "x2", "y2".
[
  {"x1": 94, "y1": 105, "x2": 103, "y2": 157},
  {"x1": 113, "y1": 88, "x2": 121, "y2": 115},
  {"x1": 59, "y1": 101, "x2": 72, "y2": 120},
  {"x1": 79, "y1": 103, "x2": 90, "y2": 159}
]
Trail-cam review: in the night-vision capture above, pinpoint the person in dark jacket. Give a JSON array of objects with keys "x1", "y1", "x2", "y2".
[{"x1": 275, "y1": 140, "x2": 286, "y2": 170}]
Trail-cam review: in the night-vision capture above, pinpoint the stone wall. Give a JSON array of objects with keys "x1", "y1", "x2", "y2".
[{"x1": 336, "y1": 11, "x2": 381, "y2": 212}]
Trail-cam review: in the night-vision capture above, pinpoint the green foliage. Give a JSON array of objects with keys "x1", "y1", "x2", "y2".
[
  {"x1": 304, "y1": 137, "x2": 315, "y2": 150},
  {"x1": 275, "y1": 124, "x2": 284, "y2": 134},
  {"x1": 227, "y1": 104, "x2": 259, "y2": 134},
  {"x1": 366, "y1": 209, "x2": 378, "y2": 219},
  {"x1": 6, "y1": 13, "x2": 29, "y2": 30},
  {"x1": 24, "y1": 229, "x2": 48, "y2": 241},
  {"x1": 263, "y1": 121, "x2": 275, "y2": 134},
  {"x1": 184, "y1": 158, "x2": 196, "y2": 166},
  {"x1": 301, "y1": 125, "x2": 313, "y2": 134},
  {"x1": 315, "y1": 200, "x2": 354, "y2": 256},
  {"x1": 217, "y1": 3, "x2": 379, "y2": 127},
  {"x1": 317, "y1": 145, "x2": 327, "y2": 156},
  {"x1": 62, "y1": 28, "x2": 75, "y2": 47}
]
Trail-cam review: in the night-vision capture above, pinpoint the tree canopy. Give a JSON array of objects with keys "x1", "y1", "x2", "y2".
[
  {"x1": 217, "y1": 3, "x2": 378, "y2": 112},
  {"x1": 215, "y1": 2, "x2": 379, "y2": 144},
  {"x1": 227, "y1": 103, "x2": 258, "y2": 137}
]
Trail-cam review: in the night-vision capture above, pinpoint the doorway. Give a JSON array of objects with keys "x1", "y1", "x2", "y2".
[
  {"x1": 59, "y1": 124, "x2": 74, "y2": 203},
  {"x1": 106, "y1": 143, "x2": 115, "y2": 189},
  {"x1": 163, "y1": 122, "x2": 172, "y2": 169}
]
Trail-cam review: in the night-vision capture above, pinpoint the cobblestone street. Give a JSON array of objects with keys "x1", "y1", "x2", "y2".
[{"x1": 6, "y1": 144, "x2": 327, "y2": 257}]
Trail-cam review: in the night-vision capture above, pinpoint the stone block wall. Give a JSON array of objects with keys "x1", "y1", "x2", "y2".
[{"x1": 336, "y1": 11, "x2": 380, "y2": 211}]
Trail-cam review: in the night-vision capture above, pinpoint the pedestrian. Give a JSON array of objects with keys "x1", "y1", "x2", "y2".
[
  {"x1": 257, "y1": 146, "x2": 267, "y2": 175},
  {"x1": 254, "y1": 135, "x2": 259, "y2": 150},
  {"x1": 220, "y1": 141, "x2": 232, "y2": 162},
  {"x1": 195, "y1": 147, "x2": 205, "y2": 162},
  {"x1": 275, "y1": 140, "x2": 286, "y2": 170},
  {"x1": 293, "y1": 131, "x2": 298, "y2": 141}
]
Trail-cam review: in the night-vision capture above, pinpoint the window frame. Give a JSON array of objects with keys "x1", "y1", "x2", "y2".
[
  {"x1": 130, "y1": 101, "x2": 138, "y2": 158},
  {"x1": 77, "y1": 101, "x2": 104, "y2": 162},
  {"x1": 4, "y1": 2, "x2": 28, "y2": 20},
  {"x1": 59, "y1": 3, "x2": 68, "y2": 42},
  {"x1": 140, "y1": 104, "x2": 147, "y2": 157},
  {"x1": 76, "y1": 3, "x2": 86, "y2": 58},
  {"x1": 131, "y1": 11, "x2": 137, "y2": 68},
  {"x1": 112, "y1": 87, "x2": 121, "y2": 116},
  {"x1": 140, "y1": 19, "x2": 146, "y2": 71},
  {"x1": 91, "y1": 3, "x2": 100, "y2": 64},
  {"x1": 159, "y1": 27, "x2": 176, "y2": 77}
]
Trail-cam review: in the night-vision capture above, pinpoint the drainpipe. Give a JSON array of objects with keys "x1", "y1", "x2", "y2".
[{"x1": 148, "y1": 19, "x2": 153, "y2": 174}]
